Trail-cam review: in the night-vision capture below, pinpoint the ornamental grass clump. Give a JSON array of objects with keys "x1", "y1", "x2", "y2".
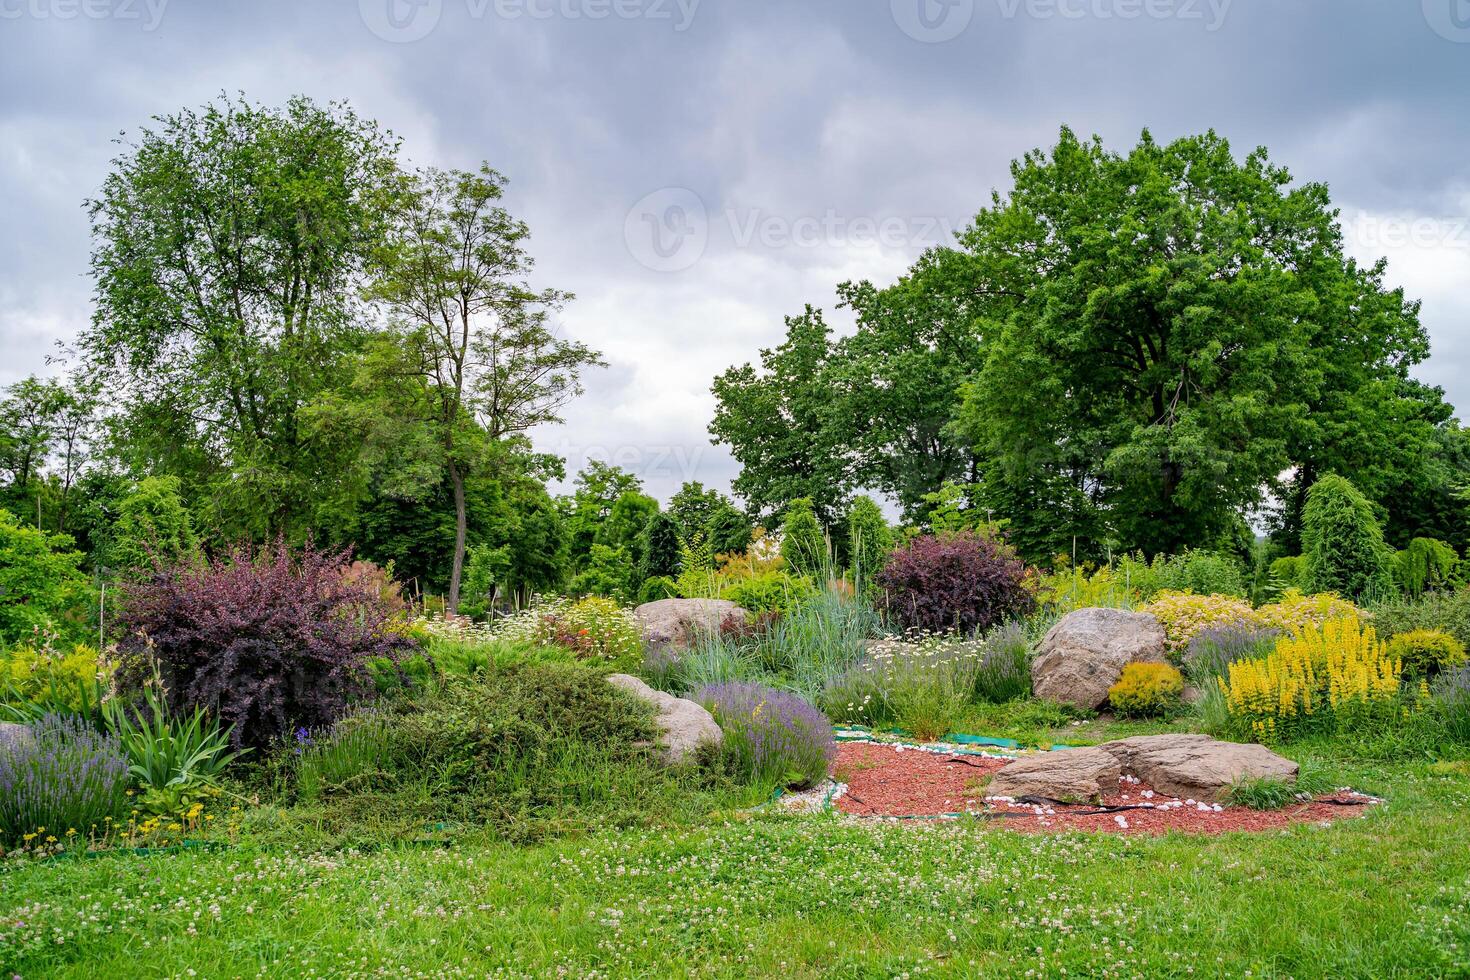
[
  {"x1": 0, "y1": 715, "x2": 129, "y2": 846},
  {"x1": 1183, "y1": 625, "x2": 1280, "y2": 684},
  {"x1": 1219, "y1": 618, "x2": 1408, "y2": 743},
  {"x1": 1433, "y1": 666, "x2": 1470, "y2": 742},
  {"x1": 696, "y1": 682, "x2": 834, "y2": 789}
]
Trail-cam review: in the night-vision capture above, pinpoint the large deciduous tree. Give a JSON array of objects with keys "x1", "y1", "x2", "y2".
[
  {"x1": 359, "y1": 165, "x2": 602, "y2": 611},
  {"x1": 84, "y1": 94, "x2": 403, "y2": 538},
  {"x1": 709, "y1": 307, "x2": 852, "y2": 525}
]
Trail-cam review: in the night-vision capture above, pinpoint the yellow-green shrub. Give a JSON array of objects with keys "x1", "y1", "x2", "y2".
[
  {"x1": 1139, "y1": 591, "x2": 1260, "y2": 655},
  {"x1": 1255, "y1": 589, "x2": 1363, "y2": 633},
  {"x1": 1219, "y1": 618, "x2": 1407, "y2": 743},
  {"x1": 0, "y1": 643, "x2": 109, "y2": 712},
  {"x1": 1108, "y1": 662, "x2": 1184, "y2": 718},
  {"x1": 1383, "y1": 629, "x2": 1467, "y2": 678}
]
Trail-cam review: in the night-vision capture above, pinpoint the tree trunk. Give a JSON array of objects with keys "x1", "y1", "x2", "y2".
[{"x1": 448, "y1": 461, "x2": 468, "y2": 615}]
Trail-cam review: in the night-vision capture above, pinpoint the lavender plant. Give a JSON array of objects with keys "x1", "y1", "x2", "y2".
[
  {"x1": 0, "y1": 715, "x2": 129, "y2": 845},
  {"x1": 1433, "y1": 665, "x2": 1470, "y2": 742},
  {"x1": 695, "y1": 682, "x2": 834, "y2": 789},
  {"x1": 1183, "y1": 625, "x2": 1281, "y2": 684}
]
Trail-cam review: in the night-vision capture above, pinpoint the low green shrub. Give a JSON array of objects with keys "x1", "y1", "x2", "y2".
[
  {"x1": 1371, "y1": 589, "x2": 1470, "y2": 651},
  {"x1": 284, "y1": 662, "x2": 728, "y2": 843},
  {"x1": 1384, "y1": 630, "x2": 1468, "y2": 679},
  {"x1": 720, "y1": 570, "x2": 817, "y2": 615},
  {"x1": 1107, "y1": 662, "x2": 1184, "y2": 718}
]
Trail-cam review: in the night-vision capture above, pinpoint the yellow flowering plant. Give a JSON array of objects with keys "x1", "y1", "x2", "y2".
[{"x1": 1219, "y1": 617, "x2": 1411, "y2": 743}]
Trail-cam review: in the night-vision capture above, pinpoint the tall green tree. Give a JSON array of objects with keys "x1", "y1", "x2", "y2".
[
  {"x1": 668, "y1": 481, "x2": 725, "y2": 541},
  {"x1": 779, "y1": 497, "x2": 827, "y2": 578},
  {"x1": 84, "y1": 94, "x2": 403, "y2": 538},
  {"x1": 637, "y1": 511, "x2": 682, "y2": 583},
  {"x1": 710, "y1": 307, "x2": 852, "y2": 525},
  {"x1": 704, "y1": 502, "x2": 753, "y2": 556},
  {"x1": 360, "y1": 164, "x2": 600, "y2": 611},
  {"x1": 845, "y1": 495, "x2": 892, "y2": 594},
  {"x1": 562, "y1": 462, "x2": 644, "y2": 571},
  {"x1": 105, "y1": 475, "x2": 198, "y2": 575},
  {"x1": 951, "y1": 128, "x2": 1434, "y2": 559},
  {"x1": 1301, "y1": 474, "x2": 1394, "y2": 601}
]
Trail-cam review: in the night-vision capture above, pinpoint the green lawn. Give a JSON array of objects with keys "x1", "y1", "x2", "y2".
[{"x1": 4, "y1": 748, "x2": 1469, "y2": 978}]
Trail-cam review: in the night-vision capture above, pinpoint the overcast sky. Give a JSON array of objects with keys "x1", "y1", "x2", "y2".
[{"x1": 2, "y1": 0, "x2": 1468, "y2": 506}]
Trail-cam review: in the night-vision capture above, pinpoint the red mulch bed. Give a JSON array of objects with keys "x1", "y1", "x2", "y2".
[{"x1": 830, "y1": 742, "x2": 1375, "y2": 835}]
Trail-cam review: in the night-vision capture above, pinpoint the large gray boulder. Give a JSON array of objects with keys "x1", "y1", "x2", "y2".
[
  {"x1": 0, "y1": 722, "x2": 33, "y2": 752},
  {"x1": 1032, "y1": 608, "x2": 1169, "y2": 710},
  {"x1": 987, "y1": 734, "x2": 1298, "y2": 805},
  {"x1": 1097, "y1": 734, "x2": 1298, "y2": 802},
  {"x1": 634, "y1": 598, "x2": 748, "y2": 650},
  {"x1": 607, "y1": 674, "x2": 723, "y2": 765},
  {"x1": 986, "y1": 747, "x2": 1121, "y2": 803}
]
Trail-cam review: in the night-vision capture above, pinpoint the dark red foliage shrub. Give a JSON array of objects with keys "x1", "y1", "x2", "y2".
[
  {"x1": 115, "y1": 539, "x2": 416, "y2": 749},
  {"x1": 875, "y1": 532, "x2": 1034, "y2": 635}
]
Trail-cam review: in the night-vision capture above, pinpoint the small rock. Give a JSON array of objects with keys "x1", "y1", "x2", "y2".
[{"x1": 606, "y1": 674, "x2": 722, "y2": 765}]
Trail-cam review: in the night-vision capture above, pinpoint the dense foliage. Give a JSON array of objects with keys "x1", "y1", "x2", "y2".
[
  {"x1": 711, "y1": 129, "x2": 1458, "y2": 562},
  {"x1": 1301, "y1": 475, "x2": 1395, "y2": 601},
  {"x1": 876, "y1": 532, "x2": 1033, "y2": 635},
  {"x1": 114, "y1": 541, "x2": 414, "y2": 749}
]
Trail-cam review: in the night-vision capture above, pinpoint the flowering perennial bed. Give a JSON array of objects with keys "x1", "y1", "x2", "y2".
[{"x1": 825, "y1": 741, "x2": 1378, "y2": 834}]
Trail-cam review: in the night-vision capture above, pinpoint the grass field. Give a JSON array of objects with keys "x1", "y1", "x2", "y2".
[{"x1": 5, "y1": 714, "x2": 1469, "y2": 979}]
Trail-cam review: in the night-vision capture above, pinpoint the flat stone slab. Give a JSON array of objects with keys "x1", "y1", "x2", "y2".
[
  {"x1": 607, "y1": 673, "x2": 722, "y2": 765},
  {"x1": 985, "y1": 746, "x2": 1122, "y2": 803},
  {"x1": 1098, "y1": 734, "x2": 1298, "y2": 802},
  {"x1": 988, "y1": 734, "x2": 1298, "y2": 805}
]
